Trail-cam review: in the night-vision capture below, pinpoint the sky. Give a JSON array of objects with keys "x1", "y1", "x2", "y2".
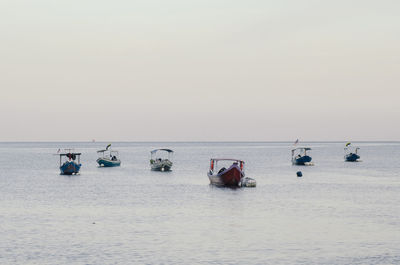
[{"x1": 1, "y1": 0, "x2": 399, "y2": 141}]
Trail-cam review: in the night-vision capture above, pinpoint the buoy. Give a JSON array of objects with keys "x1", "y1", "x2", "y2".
[
  {"x1": 296, "y1": 171, "x2": 302, "y2": 177},
  {"x1": 161, "y1": 167, "x2": 165, "y2": 172}
]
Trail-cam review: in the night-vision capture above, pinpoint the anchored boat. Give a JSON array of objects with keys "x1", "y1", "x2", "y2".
[
  {"x1": 150, "y1": 149, "x2": 173, "y2": 171},
  {"x1": 344, "y1": 142, "x2": 361, "y2": 162},
  {"x1": 208, "y1": 158, "x2": 255, "y2": 187},
  {"x1": 58, "y1": 150, "x2": 81, "y2": 175},
  {"x1": 292, "y1": 147, "x2": 313, "y2": 166},
  {"x1": 97, "y1": 144, "x2": 121, "y2": 167}
]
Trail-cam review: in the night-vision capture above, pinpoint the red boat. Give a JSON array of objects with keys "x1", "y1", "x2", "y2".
[{"x1": 207, "y1": 158, "x2": 245, "y2": 187}]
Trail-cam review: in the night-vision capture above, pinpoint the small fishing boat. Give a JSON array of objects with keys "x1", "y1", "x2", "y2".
[
  {"x1": 207, "y1": 158, "x2": 255, "y2": 187},
  {"x1": 97, "y1": 144, "x2": 121, "y2": 167},
  {"x1": 292, "y1": 147, "x2": 313, "y2": 166},
  {"x1": 58, "y1": 149, "x2": 82, "y2": 175},
  {"x1": 150, "y1": 149, "x2": 173, "y2": 171},
  {"x1": 344, "y1": 142, "x2": 361, "y2": 162}
]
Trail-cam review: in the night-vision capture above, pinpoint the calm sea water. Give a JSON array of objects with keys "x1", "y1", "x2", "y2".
[{"x1": 1, "y1": 142, "x2": 399, "y2": 264}]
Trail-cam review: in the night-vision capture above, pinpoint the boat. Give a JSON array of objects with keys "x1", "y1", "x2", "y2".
[
  {"x1": 291, "y1": 147, "x2": 313, "y2": 165},
  {"x1": 207, "y1": 158, "x2": 250, "y2": 187},
  {"x1": 97, "y1": 144, "x2": 121, "y2": 167},
  {"x1": 150, "y1": 149, "x2": 173, "y2": 171},
  {"x1": 344, "y1": 142, "x2": 361, "y2": 162},
  {"x1": 58, "y1": 149, "x2": 82, "y2": 175}
]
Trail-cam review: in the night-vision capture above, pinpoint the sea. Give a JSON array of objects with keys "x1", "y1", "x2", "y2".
[{"x1": 0, "y1": 142, "x2": 399, "y2": 264}]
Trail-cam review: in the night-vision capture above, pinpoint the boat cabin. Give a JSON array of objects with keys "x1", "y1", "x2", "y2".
[
  {"x1": 58, "y1": 151, "x2": 81, "y2": 167},
  {"x1": 97, "y1": 149, "x2": 119, "y2": 161},
  {"x1": 291, "y1": 147, "x2": 312, "y2": 159},
  {"x1": 344, "y1": 146, "x2": 359, "y2": 155},
  {"x1": 209, "y1": 158, "x2": 245, "y2": 175},
  {"x1": 150, "y1": 149, "x2": 174, "y2": 163}
]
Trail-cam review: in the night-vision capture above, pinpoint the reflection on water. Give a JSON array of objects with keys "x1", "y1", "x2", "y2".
[{"x1": 0, "y1": 142, "x2": 399, "y2": 264}]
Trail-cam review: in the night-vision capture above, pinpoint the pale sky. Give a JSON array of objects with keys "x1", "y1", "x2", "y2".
[{"x1": 1, "y1": 0, "x2": 399, "y2": 141}]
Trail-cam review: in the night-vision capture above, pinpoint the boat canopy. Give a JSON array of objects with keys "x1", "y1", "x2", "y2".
[
  {"x1": 97, "y1": 149, "x2": 118, "y2": 153},
  {"x1": 59, "y1": 153, "x2": 81, "y2": 156},
  {"x1": 345, "y1": 145, "x2": 359, "y2": 149},
  {"x1": 209, "y1": 158, "x2": 245, "y2": 172},
  {"x1": 151, "y1": 149, "x2": 174, "y2": 154},
  {"x1": 291, "y1": 147, "x2": 312, "y2": 152},
  {"x1": 210, "y1": 158, "x2": 244, "y2": 163},
  {"x1": 98, "y1": 144, "x2": 114, "y2": 153},
  {"x1": 58, "y1": 152, "x2": 81, "y2": 164},
  {"x1": 97, "y1": 149, "x2": 119, "y2": 155}
]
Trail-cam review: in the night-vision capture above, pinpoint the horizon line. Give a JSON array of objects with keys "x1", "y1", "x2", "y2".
[{"x1": 1, "y1": 140, "x2": 399, "y2": 143}]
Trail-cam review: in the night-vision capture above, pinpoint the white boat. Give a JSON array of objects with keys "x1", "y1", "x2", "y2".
[{"x1": 150, "y1": 149, "x2": 174, "y2": 171}]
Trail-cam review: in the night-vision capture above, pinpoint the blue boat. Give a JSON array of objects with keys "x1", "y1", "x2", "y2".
[
  {"x1": 58, "y1": 151, "x2": 82, "y2": 175},
  {"x1": 97, "y1": 144, "x2": 121, "y2": 167},
  {"x1": 292, "y1": 147, "x2": 313, "y2": 165},
  {"x1": 344, "y1": 143, "x2": 361, "y2": 162}
]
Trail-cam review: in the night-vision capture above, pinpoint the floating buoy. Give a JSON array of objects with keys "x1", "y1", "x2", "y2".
[{"x1": 296, "y1": 171, "x2": 302, "y2": 177}]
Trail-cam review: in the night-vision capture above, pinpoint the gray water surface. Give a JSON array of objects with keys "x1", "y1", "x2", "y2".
[{"x1": 1, "y1": 142, "x2": 399, "y2": 264}]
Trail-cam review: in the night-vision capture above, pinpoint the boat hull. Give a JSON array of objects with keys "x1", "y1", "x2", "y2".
[
  {"x1": 97, "y1": 158, "x2": 121, "y2": 167},
  {"x1": 345, "y1": 153, "x2": 360, "y2": 162},
  {"x1": 60, "y1": 161, "x2": 81, "y2": 175},
  {"x1": 151, "y1": 160, "x2": 173, "y2": 171},
  {"x1": 208, "y1": 165, "x2": 243, "y2": 187},
  {"x1": 292, "y1": 155, "x2": 312, "y2": 165}
]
